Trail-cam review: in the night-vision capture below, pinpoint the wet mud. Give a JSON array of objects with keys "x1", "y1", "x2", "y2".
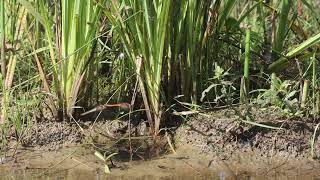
[{"x1": 1, "y1": 108, "x2": 320, "y2": 179}]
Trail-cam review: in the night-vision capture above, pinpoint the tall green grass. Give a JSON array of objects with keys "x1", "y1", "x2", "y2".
[
  {"x1": 1, "y1": 0, "x2": 320, "y2": 137},
  {"x1": 105, "y1": 0, "x2": 236, "y2": 134},
  {"x1": 18, "y1": 0, "x2": 106, "y2": 118},
  {"x1": 0, "y1": 0, "x2": 5, "y2": 79},
  {"x1": 1, "y1": 0, "x2": 27, "y2": 124},
  {"x1": 0, "y1": 0, "x2": 5, "y2": 124},
  {"x1": 105, "y1": 0, "x2": 171, "y2": 134}
]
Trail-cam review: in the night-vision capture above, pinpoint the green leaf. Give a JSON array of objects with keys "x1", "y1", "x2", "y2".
[
  {"x1": 17, "y1": 0, "x2": 45, "y2": 25},
  {"x1": 269, "y1": 32, "x2": 320, "y2": 72},
  {"x1": 94, "y1": 151, "x2": 105, "y2": 162},
  {"x1": 284, "y1": 90, "x2": 297, "y2": 100},
  {"x1": 104, "y1": 164, "x2": 111, "y2": 174},
  {"x1": 105, "y1": 153, "x2": 118, "y2": 161},
  {"x1": 286, "y1": 32, "x2": 320, "y2": 58}
]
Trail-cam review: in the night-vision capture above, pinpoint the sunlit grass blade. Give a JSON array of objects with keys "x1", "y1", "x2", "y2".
[
  {"x1": 268, "y1": 32, "x2": 320, "y2": 72},
  {"x1": 273, "y1": 0, "x2": 290, "y2": 54},
  {"x1": 240, "y1": 27, "x2": 251, "y2": 103},
  {"x1": 0, "y1": 0, "x2": 5, "y2": 124},
  {"x1": 0, "y1": 0, "x2": 5, "y2": 78}
]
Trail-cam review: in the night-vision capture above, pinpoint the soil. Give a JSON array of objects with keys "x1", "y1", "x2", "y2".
[
  {"x1": 1, "y1": 106, "x2": 320, "y2": 179},
  {"x1": 10, "y1": 106, "x2": 320, "y2": 159},
  {"x1": 175, "y1": 107, "x2": 320, "y2": 159},
  {"x1": 18, "y1": 109, "x2": 149, "y2": 152},
  {"x1": 20, "y1": 121, "x2": 84, "y2": 150}
]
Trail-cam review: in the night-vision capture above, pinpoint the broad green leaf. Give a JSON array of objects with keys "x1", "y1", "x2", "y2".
[{"x1": 269, "y1": 32, "x2": 320, "y2": 72}]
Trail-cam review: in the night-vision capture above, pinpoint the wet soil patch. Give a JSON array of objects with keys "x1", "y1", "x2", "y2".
[
  {"x1": 21, "y1": 120, "x2": 84, "y2": 150},
  {"x1": 175, "y1": 108, "x2": 320, "y2": 160},
  {"x1": 18, "y1": 116, "x2": 168, "y2": 160},
  {"x1": 2, "y1": 107, "x2": 320, "y2": 179},
  {"x1": 87, "y1": 119, "x2": 170, "y2": 161},
  {"x1": 9, "y1": 106, "x2": 320, "y2": 162}
]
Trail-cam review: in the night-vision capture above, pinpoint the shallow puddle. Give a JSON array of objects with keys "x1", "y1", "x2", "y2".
[{"x1": 1, "y1": 146, "x2": 320, "y2": 180}]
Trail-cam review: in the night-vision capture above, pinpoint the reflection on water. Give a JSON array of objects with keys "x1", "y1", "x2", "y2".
[
  {"x1": 1, "y1": 166, "x2": 320, "y2": 180},
  {"x1": 0, "y1": 168, "x2": 211, "y2": 180}
]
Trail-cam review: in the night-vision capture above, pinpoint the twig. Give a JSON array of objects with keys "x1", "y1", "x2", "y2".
[{"x1": 80, "y1": 103, "x2": 130, "y2": 116}]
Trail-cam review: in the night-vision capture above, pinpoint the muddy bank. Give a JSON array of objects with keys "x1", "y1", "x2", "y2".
[
  {"x1": 2, "y1": 107, "x2": 320, "y2": 179},
  {"x1": 3, "y1": 105, "x2": 319, "y2": 162},
  {"x1": 175, "y1": 108, "x2": 320, "y2": 159},
  {"x1": 11, "y1": 106, "x2": 320, "y2": 160},
  {"x1": 20, "y1": 121, "x2": 83, "y2": 150},
  {"x1": 19, "y1": 115, "x2": 151, "y2": 153}
]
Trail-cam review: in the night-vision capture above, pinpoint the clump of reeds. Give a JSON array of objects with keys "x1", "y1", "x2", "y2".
[{"x1": 1, "y1": 0, "x2": 320, "y2": 138}]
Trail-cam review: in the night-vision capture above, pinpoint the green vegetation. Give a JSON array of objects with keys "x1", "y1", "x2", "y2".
[
  {"x1": 1, "y1": 0, "x2": 320, "y2": 158},
  {"x1": 95, "y1": 151, "x2": 118, "y2": 173}
]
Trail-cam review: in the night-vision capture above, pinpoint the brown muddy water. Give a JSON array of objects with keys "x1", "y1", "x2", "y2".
[{"x1": 1, "y1": 146, "x2": 320, "y2": 180}]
